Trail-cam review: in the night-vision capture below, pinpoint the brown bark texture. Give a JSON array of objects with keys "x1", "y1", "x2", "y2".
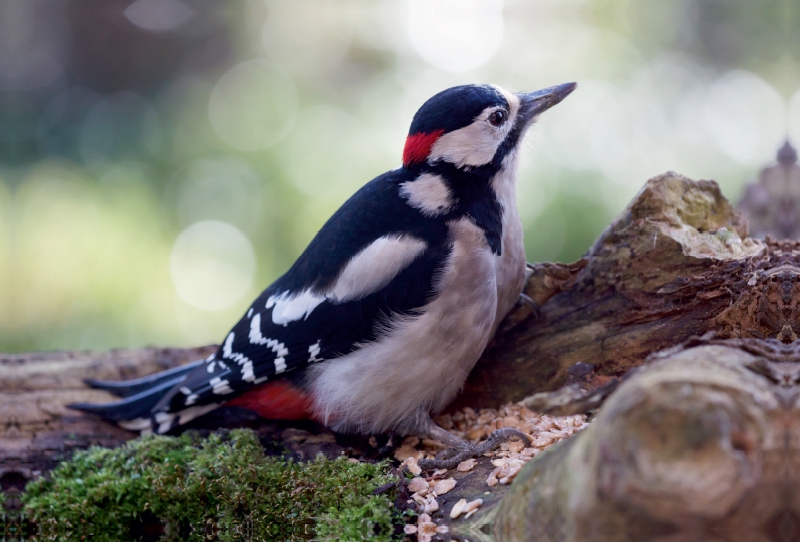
[{"x1": 473, "y1": 338, "x2": 800, "y2": 542}]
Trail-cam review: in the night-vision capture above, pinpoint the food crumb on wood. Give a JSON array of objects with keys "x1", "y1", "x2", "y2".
[{"x1": 396, "y1": 400, "x2": 589, "y2": 483}]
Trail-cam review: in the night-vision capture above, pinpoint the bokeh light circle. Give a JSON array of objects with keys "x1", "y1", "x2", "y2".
[
  {"x1": 703, "y1": 70, "x2": 785, "y2": 166},
  {"x1": 208, "y1": 60, "x2": 297, "y2": 152},
  {"x1": 175, "y1": 158, "x2": 263, "y2": 232},
  {"x1": 261, "y1": 0, "x2": 351, "y2": 76},
  {"x1": 407, "y1": 0, "x2": 504, "y2": 73},
  {"x1": 170, "y1": 221, "x2": 256, "y2": 311}
]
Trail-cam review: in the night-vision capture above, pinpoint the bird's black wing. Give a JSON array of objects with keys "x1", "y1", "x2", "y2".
[{"x1": 152, "y1": 169, "x2": 452, "y2": 421}]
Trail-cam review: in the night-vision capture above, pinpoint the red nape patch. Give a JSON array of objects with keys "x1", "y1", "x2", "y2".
[
  {"x1": 403, "y1": 129, "x2": 444, "y2": 166},
  {"x1": 228, "y1": 380, "x2": 312, "y2": 421}
]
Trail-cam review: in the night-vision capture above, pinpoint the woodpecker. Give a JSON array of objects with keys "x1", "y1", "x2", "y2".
[{"x1": 71, "y1": 82, "x2": 576, "y2": 469}]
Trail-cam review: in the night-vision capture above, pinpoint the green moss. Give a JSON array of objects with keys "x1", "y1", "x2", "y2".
[{"x1": 22, "y1": 429, "x2": 401, "y2": 541}]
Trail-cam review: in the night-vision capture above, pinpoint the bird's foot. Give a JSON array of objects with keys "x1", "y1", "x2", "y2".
[
  {"x1": 417, "y1": 427, "x2": 531, "y2": 471},
  {"x1": 374, "y1": 431, "x2": 402, "y2": 458},
  {"x1": 517, "y1": 292, "x2": 540, "y2": 320}
]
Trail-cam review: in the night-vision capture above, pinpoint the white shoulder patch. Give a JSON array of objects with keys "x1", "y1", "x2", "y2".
[
  {"x1": 328, "y1": 235, "x2": 427, "y2": 303},
  {"x1": 399, "y1": 173, "x2": 455, "y2": 217},
  {"x1": 265, "y1": 235, "x2": 426, "y2": 324},
  {"x1": 267, "y1": 290, "x2": 326, "y2": 325}
]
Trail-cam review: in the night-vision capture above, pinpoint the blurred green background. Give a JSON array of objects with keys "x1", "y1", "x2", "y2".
[{"x1": 1, "y1": 0, "x2": 799, "y2": 353}]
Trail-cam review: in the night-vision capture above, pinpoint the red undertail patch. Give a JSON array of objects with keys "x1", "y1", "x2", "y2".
[
  {"x1": 228, "y1": 380, "x2": 312, "y2": 421},
  {"x1": 403, "y1": 129, "x2": 444, "y2": 166}
]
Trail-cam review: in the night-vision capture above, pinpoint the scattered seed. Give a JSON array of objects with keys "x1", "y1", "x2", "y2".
[
  {"x1": 396, "y1": 404, "x2": 589, "y2": 485},
  {"x1": 486, "y1": 467, "x2": 501, "y2": 487},
  {"x1": 395, "y1": 445, "x2": 423, "y2": 462},
  {"x1": 432, "y1": 478, "x2": 456, "y2": 495},
  {"x1": 424, "y1": 496, "x2": 439, "y2": 513},
  {"x1": 457, "y1": 458, "x2": 477, "y2": 472},
  {"x1": 464, "y1": 498, "x2": 483, "y2": 512},
  {"x1": 408, "y1": 477, "x2": 428, "y2": 494},
  {"x1": 405, "y1": 458, "x2": 422, "y2": 476},
  {"x1": 450, "y1": 498, "x2": 467, "y2": 519}
]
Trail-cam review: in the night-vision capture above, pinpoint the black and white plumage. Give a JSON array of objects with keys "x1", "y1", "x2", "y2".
[{"x1": 72, "y1": 82, "x2": 576, "y2": 464}]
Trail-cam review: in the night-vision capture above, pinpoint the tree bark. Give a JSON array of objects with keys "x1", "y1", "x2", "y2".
[
  {"x1": 472, "y1": 338, "x2": 800, "y2": 542},
  {"x1": 0, "y1": 346, "x2": 215, "y2": 480}
]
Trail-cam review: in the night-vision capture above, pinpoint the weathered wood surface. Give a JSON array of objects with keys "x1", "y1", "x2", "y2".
[
  {"x1": 464, "y1": 337, "x2": 800, "y2": 542},
  {"x1": 0, "y1": 347, "x2": 215, "y2": 479},
  {"x1": 3, "y1": 166, "x2": 798, "y2": 497}
]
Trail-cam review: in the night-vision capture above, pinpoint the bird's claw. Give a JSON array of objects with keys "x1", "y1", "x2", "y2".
[
  {"x1": 517, "y1": 292, "x2": 540, "y2": 320},
  {"x1": 417, "y1": 428, "x2": 531, "y2": 471}
]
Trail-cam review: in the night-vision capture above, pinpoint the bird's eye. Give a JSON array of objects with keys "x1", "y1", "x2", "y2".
[{"x1": 488, "y1": 110, "x2": 507, "y2": 127}]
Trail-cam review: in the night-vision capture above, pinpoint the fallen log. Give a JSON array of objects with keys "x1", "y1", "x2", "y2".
[
  {"x1": 5, "y1": 171, "x2": 767, "y2": 478},
  {"x1": 5, "y1": 154, "x2": 800, "y2": 540},
  {"x1": 464, "y1": 337, "x2": 798, "y2": 542}
]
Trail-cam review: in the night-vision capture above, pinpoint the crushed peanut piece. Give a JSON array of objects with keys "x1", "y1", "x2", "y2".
[
  {"x1": 449, "y1": 498, "x2": 468, "y2": 519},
  {"x1": 402, "y1": 457, "x2": 422, "y2": 476},
  {"x1": 464, "y1": 498, "x2": 483, "y2": 512},
  {"x1": 408, "y1": 477, "x2": 429, "y2": 494},
  {"x1": 486, "y1": 467, "x2": 501, "y2": 487},
  {"x1": 404, "y1": 513, "x2": 449, "y2": 541},
  {"x1": 424, "y1": 496, "x2": 439, "y2": 514},
  {"x1": 457, "y1": 458, "x2": 477, "y2": 472},
  {"x1": 421, "y1": 402, "x2": 588, "y2": 485},
  {"x1": 395, "y1": 445, "x2": 424, "y2": 462},
  {"x1": 432, "y1": 478, "x2": 456, "y2": 495}
]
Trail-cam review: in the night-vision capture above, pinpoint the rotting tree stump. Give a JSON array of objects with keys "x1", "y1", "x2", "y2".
[{"x1": 5, "y1": 151, "x2": 800, "y2": 539}]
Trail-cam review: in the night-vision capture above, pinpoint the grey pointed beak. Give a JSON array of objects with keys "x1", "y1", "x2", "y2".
[{"x1": 517, "y1": 82, "x2": 577, "y2": 121}]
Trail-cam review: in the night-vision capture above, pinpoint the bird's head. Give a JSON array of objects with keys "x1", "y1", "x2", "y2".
[{"x1": 402, "y1": 83, "x2": 576, "y2": 171}]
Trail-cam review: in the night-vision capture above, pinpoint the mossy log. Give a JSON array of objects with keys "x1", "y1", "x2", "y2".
[
  {"x1": 5, "y1": 163, "x2": 800, "y2": 539},
  {"x1": 6, "y1": 171, "x2": 768, "y2": 477}
]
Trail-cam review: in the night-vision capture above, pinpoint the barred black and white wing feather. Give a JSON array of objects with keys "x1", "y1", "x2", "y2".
[{"x1": 74, "y1": 169, "x2": 453, "y2": 433}]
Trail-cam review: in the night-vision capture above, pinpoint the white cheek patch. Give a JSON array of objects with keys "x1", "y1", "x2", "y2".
[
  {"x1": 428, "y1": 86, "x2": 523, "y2": 168},
  {"x1": 428, "y1": 122, "x2": 500, "y2": 167},
  {"x1": 329, "y1": 235, "x2": 427, "y2": 303},
  {"x1": 399, "y1": 173, "x2": 455, "y2": 217}
]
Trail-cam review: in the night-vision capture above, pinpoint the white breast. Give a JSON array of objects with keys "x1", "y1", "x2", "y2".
[
  {"x1": 306, "y1": 217, "x2": 499, "y2": 435},
  {"x1": 492, "y1": 151, "x2": 527, "y2": 331}
]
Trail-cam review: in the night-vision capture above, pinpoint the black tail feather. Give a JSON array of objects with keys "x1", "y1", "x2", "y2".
[
  {"x1": 69, "y1": 375, "x2": 188, "y2": 421},
  {"x1": 83, "y1": 359, "x2": 204, "y2": 398}
]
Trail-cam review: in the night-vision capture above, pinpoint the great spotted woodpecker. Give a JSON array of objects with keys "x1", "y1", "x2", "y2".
[{"x1": 71, "y1": 82, "x2": 576, "y2": 469}]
